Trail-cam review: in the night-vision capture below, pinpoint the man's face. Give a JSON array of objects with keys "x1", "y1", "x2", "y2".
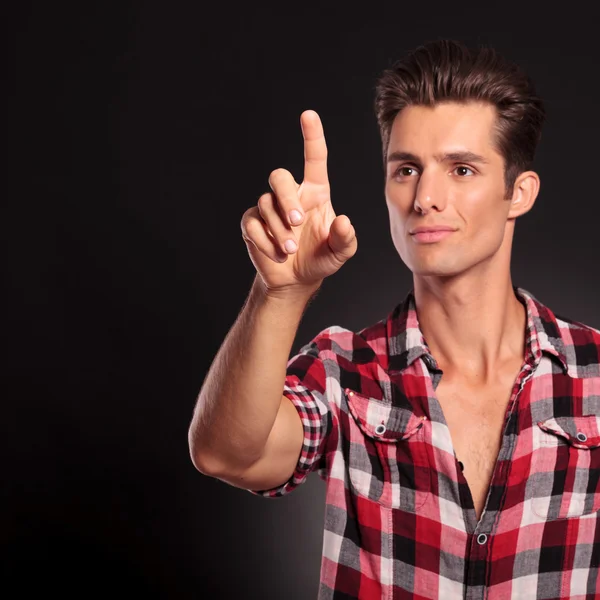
[{"x1": 385, "y1": 101, "x2": 514, "y2": 278}]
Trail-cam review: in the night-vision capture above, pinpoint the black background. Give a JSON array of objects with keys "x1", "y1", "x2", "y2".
[{"x1": 7, "y1": 3, "x2": 600, "y2": 598}]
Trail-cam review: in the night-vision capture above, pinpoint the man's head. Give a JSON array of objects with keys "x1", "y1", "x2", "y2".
[{"x1": 374, "y1": 40, "x2": 544, "y2": 278}]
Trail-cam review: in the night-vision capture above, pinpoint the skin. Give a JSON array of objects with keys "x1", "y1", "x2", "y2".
[
  {"x1": 242, "y1": 102, "x2": 539, "y2": 384},
  {"x1": 195, "y1": 111, "x2": 357, "y2": 480},
  {"x1": 384, "y1": 101, "x2": 540, "y2": 383},
  {"x1": 240, "y1": 110, "x2": 356, "y2": 299},
  {"x1": 211, "y1": 103, "x2": 540, "y2": 498}
]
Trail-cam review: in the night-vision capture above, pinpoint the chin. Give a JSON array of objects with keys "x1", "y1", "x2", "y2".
[
  {"x1": 403, "y1": 256, "x2": 467, "y2": 278},
  {"x1": 410, "y1": 266, "x2": 463, "y2": 278}
]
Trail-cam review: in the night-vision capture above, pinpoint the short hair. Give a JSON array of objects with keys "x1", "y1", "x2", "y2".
[{"x1": 374, "y1": 39, "x2": 546, "y2": 198}]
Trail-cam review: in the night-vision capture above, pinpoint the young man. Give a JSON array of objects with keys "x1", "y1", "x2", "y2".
[{"x1": 188, "y1": 40, "x2": 600, "y2": 599}]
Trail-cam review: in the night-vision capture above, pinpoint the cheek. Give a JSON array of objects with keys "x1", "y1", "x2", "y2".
[
  {"x1": 385, "y1": 184, "x2": 414, "y2": 214},
  {"x1": 462, "y1": 178, "x2": 506, "y2": 215},
  {"x1": 461, "y1": 188, "x2": 510, "y2": 242}
]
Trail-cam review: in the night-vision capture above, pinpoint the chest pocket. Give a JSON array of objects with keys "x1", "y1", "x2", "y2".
[
  {"x1": 345, "y1": 388, "x2": 430, "y2": 511},
  {"x1": 531, "y1": 414, "x2": 600, "y2": 520}
]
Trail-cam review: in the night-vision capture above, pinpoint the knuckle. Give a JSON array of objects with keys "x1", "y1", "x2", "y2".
[
  {"x1": 244, "y1": 217, "x2": 262, "y2": 238},
  {"x1": 314, "y1": 189, "x2": 330, "y2": 203},
  {"x1": 240, "y1": 206, "x2": 257, "y2": 229},
  {"x1": 257, "y1": 193, "x2": 272, "y2": 212},
  {"x1": 268, "y1": 168, "x2": 289, "y2": 185},
  {"x1": 241, "y1": 206, "x2": 255, "y2": 222}
]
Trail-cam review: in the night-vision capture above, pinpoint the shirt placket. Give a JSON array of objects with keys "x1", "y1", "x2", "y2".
[{"x1": 462, "y1": 360, "x2": 536, "y2": 600}]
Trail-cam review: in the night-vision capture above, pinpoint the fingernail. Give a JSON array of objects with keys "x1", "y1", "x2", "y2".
[
  {"x1": 289, "y1": 210, "x2": 303, "y2": 225},
  {"x1": 284, "y1": 240, "x2": 297, "y2": 253}
]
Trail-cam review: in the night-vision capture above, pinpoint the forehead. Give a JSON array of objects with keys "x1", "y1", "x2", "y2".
[{"x1": 388, "y1": 101, "x2": 500, "y2": 158}]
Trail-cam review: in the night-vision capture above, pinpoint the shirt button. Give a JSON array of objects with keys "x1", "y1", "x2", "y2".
[
  {"x1": 577, "y1": 432, "x2": 587, "y2": 442},
  {"x1": 477, "y1": 533, "x2": 488, "y2": 545},
  {"x1": 375, "y1": 424, "x2": 386, "y2": 435}
]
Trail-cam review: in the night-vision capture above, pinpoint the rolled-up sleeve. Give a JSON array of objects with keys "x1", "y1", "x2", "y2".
[{"x1": 246, "y1": 335, "x2": 332, "y2": 498}]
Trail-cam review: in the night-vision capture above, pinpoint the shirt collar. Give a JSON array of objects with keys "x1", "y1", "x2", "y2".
[{"x1": 386, "y1": 286, "x2": 568, "y2": 374}]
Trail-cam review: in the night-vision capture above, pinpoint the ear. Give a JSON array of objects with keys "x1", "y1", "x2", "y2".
[{"x1": 507, "y1": 170, "x2": 540, "y2": 218}]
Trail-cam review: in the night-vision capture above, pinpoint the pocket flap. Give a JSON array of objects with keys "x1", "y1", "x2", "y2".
[
  {"x1": 537, "y1": 414, "x2": 600, "y2": 449},
  {"x1": 345, "y1": 388, "x2": 427, "y2": 443}
]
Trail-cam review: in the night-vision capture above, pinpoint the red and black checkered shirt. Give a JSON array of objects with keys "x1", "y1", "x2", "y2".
[{"x1": 247, "y1": 287, "x2": 600, "y2": 599}]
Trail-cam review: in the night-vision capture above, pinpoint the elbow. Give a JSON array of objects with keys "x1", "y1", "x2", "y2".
[
  {"x1": 188, "y1": 426, "x2": 215, "y2": 475},
  {"x1": 188, "y1": 420, "x2": 261, "y2": 477},
  {"x1": 188, "y1": 426, "x2": 232, "y2": 476}
]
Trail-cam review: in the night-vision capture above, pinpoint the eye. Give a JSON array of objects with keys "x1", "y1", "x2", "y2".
[
  {"x1": 453, "y1": 165, "x2": 475, "y2": 177},
  {"x1": 394, "y1": 165, "x2": 420, "y2": 178}
]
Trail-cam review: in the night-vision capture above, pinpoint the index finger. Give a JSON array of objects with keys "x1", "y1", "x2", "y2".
[{"x1": 300, "y1": 110, "x2": 329, "y2": 186}]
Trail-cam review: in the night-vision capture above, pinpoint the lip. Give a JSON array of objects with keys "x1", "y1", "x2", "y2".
[
  {"x1": 409, "y1": 227, "x2": 456, "y2": 243},
  {"x1": 409, "y1": 226, "x2": 456, "y2": 234}
]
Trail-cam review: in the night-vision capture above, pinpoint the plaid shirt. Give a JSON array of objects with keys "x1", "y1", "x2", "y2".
[{"x1": 246, "y1": 287, "x2": 600, "y2": 599}]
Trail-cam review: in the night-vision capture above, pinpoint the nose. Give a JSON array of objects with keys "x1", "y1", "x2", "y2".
[{"x1": 414, "y1": 170, "x2": 446, "y2": 214}]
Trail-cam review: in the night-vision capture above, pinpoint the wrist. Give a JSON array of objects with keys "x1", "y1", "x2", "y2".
[{"x1": 251, "y1": 274, "x2": 321, "y2": 306}]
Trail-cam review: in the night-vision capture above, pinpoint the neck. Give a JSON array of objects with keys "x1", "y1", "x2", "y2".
[{"x1": 413, "y1": 271, "x2": 527, "y2": 384}]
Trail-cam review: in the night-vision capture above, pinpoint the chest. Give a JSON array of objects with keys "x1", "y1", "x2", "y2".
[{"x1": 435, "y1": 380, "x2": 514, "y2": 518}]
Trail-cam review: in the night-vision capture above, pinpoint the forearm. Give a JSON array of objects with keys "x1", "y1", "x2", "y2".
[{"x1": 188, "y1": 274, "x2": 319, "y2": 474}]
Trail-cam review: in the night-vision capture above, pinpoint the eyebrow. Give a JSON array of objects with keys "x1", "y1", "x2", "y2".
[{"x1": 387, "y1": 150, "x2": 490, "y2": 165}]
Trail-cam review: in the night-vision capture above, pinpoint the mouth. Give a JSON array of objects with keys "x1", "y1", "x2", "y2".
[{"x1": 410, "y1": 229, "x2": 456, "y2": 243}]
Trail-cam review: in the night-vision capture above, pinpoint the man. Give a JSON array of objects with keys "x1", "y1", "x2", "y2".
[{"x1": 188, "y1": 39, "x2": 600, "y2": 599}]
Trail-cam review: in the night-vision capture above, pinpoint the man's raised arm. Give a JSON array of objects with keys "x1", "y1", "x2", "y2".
[{"x1": 188, "y1": 110, "x2": 357, "y2": 485}]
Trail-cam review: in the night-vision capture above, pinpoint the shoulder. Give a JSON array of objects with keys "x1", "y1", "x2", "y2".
[
  {"x1": 521, "y1": 286, "x2": 600, "y2": 373},
  {"x1": 554, "y1": 312, "x2": 600, "y2": 376},
  {"x1": 300, "y1": 318, "x2": 388, "y2": 364},
  {"x1": 289, "y1": 318, "x2": 390, "y2": 399},
  {"x1": 555, "y1": 312, "x2": 600, "y2": 342}
]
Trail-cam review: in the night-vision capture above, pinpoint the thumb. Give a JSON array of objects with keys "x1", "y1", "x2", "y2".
[{"x1": 328, "y1": 215, "x2": 358, "y2": 264}]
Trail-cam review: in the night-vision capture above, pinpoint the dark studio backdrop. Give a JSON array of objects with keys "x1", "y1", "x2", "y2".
[{"x1": 6, "y1": 3, "x2": 600, "y2": 598}]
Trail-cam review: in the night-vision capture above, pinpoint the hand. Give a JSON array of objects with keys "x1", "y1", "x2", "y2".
[{"x1": 240, "y1": 110, "x2": 358, "y2": 297}]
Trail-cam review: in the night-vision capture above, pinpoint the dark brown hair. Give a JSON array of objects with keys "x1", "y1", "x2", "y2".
[{"x1": 374, "y1": 39, "x2": 546, "y2": 197}]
